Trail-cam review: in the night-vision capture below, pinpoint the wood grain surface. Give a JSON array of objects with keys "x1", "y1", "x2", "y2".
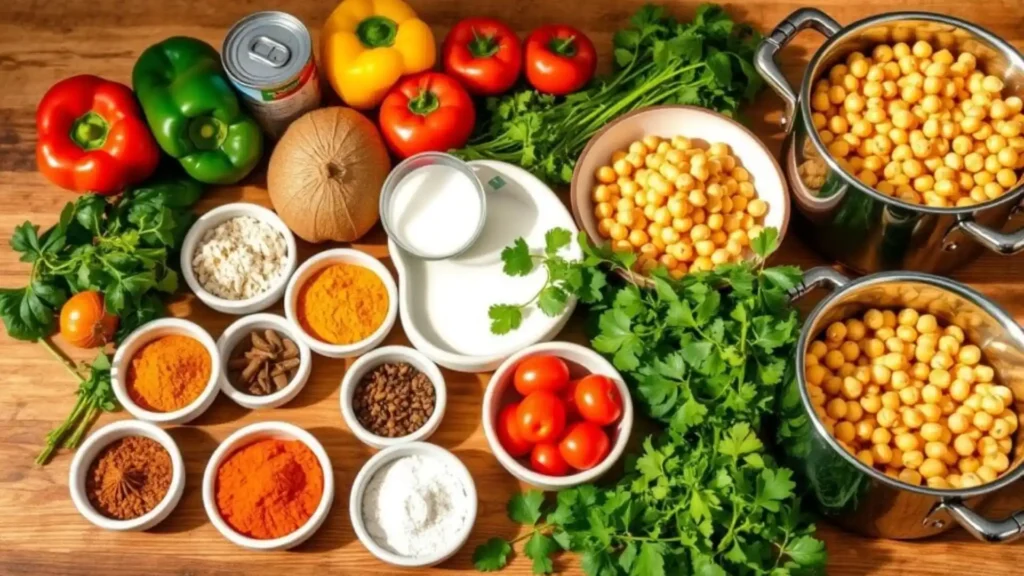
[{"x1": 2, "y1": 0, "x2": 1024, "y2": 574}]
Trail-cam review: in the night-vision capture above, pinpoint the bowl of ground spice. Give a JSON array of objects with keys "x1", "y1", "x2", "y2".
[
  {"x1": 181, "y1": 203, "x2": 297, "y2": 315},
  {"x1": 284, "y1": 248, "x2": 398, "y2": 359},
  {"x1": 217, "y1": 313, "x2": 312, "y2": 409},
  {"x1": 202, "y1": 421, "x2": 334, "y2": 551},
  {"x1": 340, "y1": 345, "x2": 447, "y2": 449},
  {"x1": 69, "y1": 420, "x2": 185, "y2": 531},
  {"x1": 111, "y1": 318, "x2": 221, "y2": 425}
]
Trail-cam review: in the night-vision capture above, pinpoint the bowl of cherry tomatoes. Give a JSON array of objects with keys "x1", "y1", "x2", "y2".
[{"x1": 482, "y1": 341, "x2": 633, "y2": 490}]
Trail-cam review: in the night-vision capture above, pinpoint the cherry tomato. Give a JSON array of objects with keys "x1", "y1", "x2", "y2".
[
  {"x1": 514, "y1": 355, "x2": 570, "y2": 396},
  {"x1": 563, "y1": 379, "x2": 581, "y2": 421},
  {"x1": 442, "y1": 17, "x2": 522, "y2": 95},
  {"x1": 575, "y1": 374, "x2": 623, "y2": 425},
  {"x1": 523, "y1": 25, "x2": 597, "y2": 95},
  {"x1": 531, "y1": 442, "x2": 570, "y2": 476},
  {"x1": 558, "y1": 421, "x2": 610, "y2": 470},
  {"x1": 496, "y1": 403, "x2": 532, "y2": 457},
  {"x1": 516, "y1": 391, "x2": 567, "y2": 443},
  {"x1": 378, "y1": 72, "x2": 476, "y2": 159},
  {"x1": 59, "y1": 291, "x2": 118, "y2": 348}
]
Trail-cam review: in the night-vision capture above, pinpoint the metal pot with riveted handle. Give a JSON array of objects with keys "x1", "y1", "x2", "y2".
[
  {"x1": 776, "y1": 266, "x2": 1024, "y2": 541},
  {"x1": 755, "y1": 9, "x2": 1024, "y2": 275}
]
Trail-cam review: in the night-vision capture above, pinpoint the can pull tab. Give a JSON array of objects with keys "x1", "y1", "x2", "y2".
[{"x1": 249, "y1": 36, "x2": 291, "y2": 68}]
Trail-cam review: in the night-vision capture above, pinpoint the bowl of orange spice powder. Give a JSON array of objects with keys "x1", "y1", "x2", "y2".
[
  {"x1": 284, "y1": 248, "x2": 398, "y2": 359},
  {"x1": 111, "y1": 318, "x2": 221, "y2": 425},
  {"x1": 202, "y1": 421, "x2": 334, "y2": 550}
]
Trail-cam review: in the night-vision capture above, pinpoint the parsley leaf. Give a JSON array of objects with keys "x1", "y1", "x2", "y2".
[
  {"x1": 538, "y1": 286, "x2": 569, "y2": 317},
  {"x1": 489, "y1": 304, "x2": 523, "y2": 335},
  {"x1": 501, "y1": 238, "x2": 534, "y2": 276},
  {"x1": 635, "y1": 542, "x2": 666, "y2": 576},
  {"x1": 784, "y1": 535, "x2": 828, "y2": 566},
  {"x1": 544, "y1": 227, "x2": 572, "y2": 256},
  {"x1": 508, "y1": 490, "x2": 546, "y2": 526},
  {"x1": 473, "y1": 537, "x2": 512, "y2": 571},
  {"x1": 524, "y1": 532, "x2": 557, "y2": 574}
]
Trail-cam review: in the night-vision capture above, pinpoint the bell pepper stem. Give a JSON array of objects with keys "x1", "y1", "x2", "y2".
[
  {"x1": 70, "y1": 111, "x2": 109, "y2": 151},
  {"x1": 357, "y1": 16, "x2": 398, "y2": 48},
  {"x1": 549, "y1": 36, "x2": 578, "y2": 57},
  {"x1": 187, "y1": 116, "x2": 227, "y2": 151},
  {"x1": 408, "y1": 90, "x2": 440, "y2": 116},
  {"x1": 468, "y1": 29, "x2": 500, "y2": 58}
]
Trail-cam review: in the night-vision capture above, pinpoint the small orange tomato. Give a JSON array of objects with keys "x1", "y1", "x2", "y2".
[{"x1": 59, "y1": 291, "x2": 118, "y2": 348}]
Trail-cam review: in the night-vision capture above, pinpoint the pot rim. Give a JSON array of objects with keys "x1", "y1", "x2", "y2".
[
  {"x1": 796, "y1": 270, "x2": 1024, "y2": 498},
  {"x1": 798, "y1": 11, "x2": 1024, "y2": 215}
]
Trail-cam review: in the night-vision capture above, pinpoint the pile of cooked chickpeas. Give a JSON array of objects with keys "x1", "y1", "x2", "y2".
[
  {"x1": 591, "y1": 135, "x2": 767, "y2": 278},
  {"x1": 805, "y1": 307, "x2": 1019, "y2": 489},
  {"x1": 811, "y1": 40, "x2": 1024, "y2": 207}
]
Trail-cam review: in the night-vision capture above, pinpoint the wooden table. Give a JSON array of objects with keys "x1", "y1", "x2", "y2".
[{"x1": 2, "y1": 0, "x2": 1023, "y2": 574}]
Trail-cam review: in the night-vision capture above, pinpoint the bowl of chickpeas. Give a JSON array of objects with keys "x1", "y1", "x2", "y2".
[
  {"x1": 570, "y1": 105, "x2": 790, "y2": 280},
  {"x1": 789, "y1": 266, "x2": 1024, "y2": 541},
  {"x1": 757, "y1": 9, "x2": 1024, "y2": 274}
]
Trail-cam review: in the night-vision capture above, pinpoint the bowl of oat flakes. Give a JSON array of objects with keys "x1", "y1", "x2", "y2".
[{"x1": 181, "y1": 203, "x2": 298, "y2": 315}]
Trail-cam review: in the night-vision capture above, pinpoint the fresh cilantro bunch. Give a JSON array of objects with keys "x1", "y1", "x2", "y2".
[
  {"x1": 454, "y1": 4, "x2": 763, "y2": 184},
  {"x1": 474, "y1": 424, "x2": 826, "y2": 575},
  {"x1": 0, "y1": 178, "x2": 202, "y2": 343},
  {"x1": 35, "y1": 351, "x2": 116, "y2": 465}
]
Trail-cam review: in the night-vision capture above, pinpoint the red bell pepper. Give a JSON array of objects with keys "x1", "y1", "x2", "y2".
[
  {"x1": 379, "y1": 72, "x2": 476, "y2": 159},
  {"x1": 524, "y1": 25, "x2": 597, "y2": 95},
  {"x1": 36, "y1": 75, "x2": 161, "y2": 195},
  {"x1": 442, "y1": 17, "x2": 522, "y2": 96}
]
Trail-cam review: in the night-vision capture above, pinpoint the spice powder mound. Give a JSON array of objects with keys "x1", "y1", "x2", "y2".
[
  {"x1": 353, "y1": 362, "x2": 436, "y2": 437},
  {"x1": 127, "y1": 334, "x2": 212, "y2": 412},
  {"x1": 86, "y1": 436, "x2": 173, "y2": 520},
  {"x1": 215, "y1": 439, "x2": 324, "y2": 540},
  {"x1": 297, "y1": 263, "x2": 388, "y2": 345}
]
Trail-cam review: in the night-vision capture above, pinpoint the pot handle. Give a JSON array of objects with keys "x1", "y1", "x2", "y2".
[
  {"x1": 955, "y1": 212, "x2": 1024, "y2": 255},
  {"x1": 928, "y1": 501, "x2": 1024, "y2": 543},
  {"x1": 789, "y1": 266, "x2": 850, "y2": 302},
  {"x1": 755, "y1": 8, "x2": 842, "y2": 129}
]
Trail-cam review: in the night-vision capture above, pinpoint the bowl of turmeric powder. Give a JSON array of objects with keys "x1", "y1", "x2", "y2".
[
  {"x1": 283, "y1": 248, "x2": 399, "y2": 359},
  {"x1": 110, "y1": 318, "x2": 222, "y2": 425}
]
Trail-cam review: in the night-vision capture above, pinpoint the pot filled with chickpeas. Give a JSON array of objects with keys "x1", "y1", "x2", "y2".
[
  {"x1": 756, "y1": 9, "x2": 1024, "y2": 274},
  {"x1": 779, "y1": 266, "x2": 1024, "y2": 541}
]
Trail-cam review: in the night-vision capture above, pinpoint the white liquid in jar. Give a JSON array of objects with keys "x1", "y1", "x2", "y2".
[{"x1": 390, "y1": 164, "x2": 482, "y2": 258}]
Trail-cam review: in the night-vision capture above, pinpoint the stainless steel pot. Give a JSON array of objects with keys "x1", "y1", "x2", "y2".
[
  {"x1": 777, "y1": 266, "x2": 1024, "y2": 541},
  {"x1": 755, "y1": 9, "x2": 1024, "y2": 274}
]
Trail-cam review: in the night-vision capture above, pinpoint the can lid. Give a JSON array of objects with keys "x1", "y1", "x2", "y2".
[{"x1": 222, "y1": 11, "x2": 311, "y2": 89}]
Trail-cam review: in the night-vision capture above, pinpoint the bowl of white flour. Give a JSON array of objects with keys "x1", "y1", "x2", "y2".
[{"x1": 349, "y1": 442, "x2": 477, "y2": 567}]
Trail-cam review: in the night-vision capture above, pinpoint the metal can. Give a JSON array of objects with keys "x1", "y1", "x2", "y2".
[{"x1": 222, "y1": 11, "x2": 321, "y2": 139}]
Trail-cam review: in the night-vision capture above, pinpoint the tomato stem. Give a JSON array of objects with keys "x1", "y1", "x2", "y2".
[
  {"x1": 548, "y1": 35, "x2": 577, "y2": 57},
  {"x1": 468, "y1": 28, "x2": 500, "y2": 58},
  {"x1": 408, "y1": 89, "x2": 440, "y2": 116},
  {"x1": 357, "y1": 16, "x2": 398, "y2": 48}
]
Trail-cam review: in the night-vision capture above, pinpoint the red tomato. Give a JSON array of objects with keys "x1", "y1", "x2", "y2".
[
  {"x1": 496, "y1": 403, "x2": 532, "y2": 457},
  {"x1": 516, "y1": 391, "x2": 567, "y2": 443},
  {"x1": 442, "y1": 17, "x2": 522, "y2": 95},
  {"x1": 514, "y1": 355, "x2": 570, "y2": 396},
  {"x1": 563, "y1": 379, "x2": 581, "y2": 421},
  {"x1": 378, "y1": 72, "x2": 476, "y2": 159},
  {"x1": 558, "y1": 422, "x2": 610, "y2": 470},
  {"x1": 59, "y1": 291, "x2": 118, "y2": 348},
  {"x1": 575, "y1": 374, "x2": 623, "y2": 425},
  {"x1": 531, "y1": 442, "x2": 570, "y2": 476},
  {"x1": 523, "y1": 25, "x2": 597, "y2": 95}
]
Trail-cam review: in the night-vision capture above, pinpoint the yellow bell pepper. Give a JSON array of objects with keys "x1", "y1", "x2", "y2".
[{"x1": 321, "y1": 0, "x2": 436, "y2": 110}]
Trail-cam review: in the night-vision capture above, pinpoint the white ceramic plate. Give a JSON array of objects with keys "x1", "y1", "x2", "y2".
[{"x1": 391, "y1": 160, "x2": 580, "y2": 373}]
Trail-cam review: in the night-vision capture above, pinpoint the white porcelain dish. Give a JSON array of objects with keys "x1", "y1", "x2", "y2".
[
  {"x1": 391, "y1": 160, "x2": 580, "y2": 373},
  {"x1": 111, "y1": 318, "x2": 221, "y2": 425},
  {"x1": 216, "y1": 313, "x2": 313, "y2": 409},
  {"x1": 349, "y1": 442, "x2": 476, "y2": 567},
  {"x1": 340, "y1": 345, "x2": 447, "y2": 449},
  {"x1": 180, "y1": 202, "x2": 298, "y2": 315},
  {"x1": 69, "y1": 420, "x2": 185, "y2": 531},
  {"x1": 482, "y1": 341, "x2": 634, "y2": 491},
  {"x1": 202, "y1": 421, "x2": 335, "y2": 551},
  {"x1": 283, "y1": 248, "x2": 399, "y2": 359}
]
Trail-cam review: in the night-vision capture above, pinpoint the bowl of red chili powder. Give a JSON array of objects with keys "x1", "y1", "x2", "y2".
[{"x1": 202, "y1": 421, "x2": 334, "y2": 550}]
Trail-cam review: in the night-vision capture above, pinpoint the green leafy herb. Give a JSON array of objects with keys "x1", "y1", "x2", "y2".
[
  {"x1": 453, "y1": 3, "x2": 763, "y2": 184},
  {"x1": 474, "y1": 538, "x2": 513, "y2": 572},
  {"x1": 508, "y1": 490, "x2": 546, "y2": 526}
]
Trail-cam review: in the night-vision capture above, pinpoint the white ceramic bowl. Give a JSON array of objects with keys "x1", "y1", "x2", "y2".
[
  {"x1": 69, "y1": 420, "x2": 185, "y2": 531},
  {"x1": 340, "y1": 345, "x2": 447, "y2": 449},
  {"x1": 284, "y1": 248, "x2": 399, "y2": 359},
  {"x1": 349, "y1": 442, "x2": 476, "y2": 567},
  {"x1": 216, "y1": 313, "x2": 313, "y2": 409},
  {"x1": 111, "y1": 318, "x2": 222, "y2": 425},
  {"x1": 482, "y1": 341, "x2": 634, "y2": 491},
  {"x1": 571, "y1": 105, "x2": 790, "y2": 272},
  {"x1": 202, "y1": 421, "x2": 335, "y2": 551},
  {"x1": 180, "y1": 202, "x2": 298, "y2": 315}
]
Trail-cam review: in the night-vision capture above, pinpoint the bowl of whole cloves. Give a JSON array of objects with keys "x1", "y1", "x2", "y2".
[{"x1": 216, "y1": 313, "x2": 313, "y2": 409}]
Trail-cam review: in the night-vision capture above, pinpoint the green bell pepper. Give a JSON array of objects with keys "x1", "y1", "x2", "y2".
[{"x1": 132, "y1": 37, "x2": 263, "y2": 185}]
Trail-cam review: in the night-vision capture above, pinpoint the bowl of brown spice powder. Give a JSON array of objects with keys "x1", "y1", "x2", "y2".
[
  {"x1": 69, "y1": 420, "x2": 185, "y2": 531},
  {"x1": 340, "y1": 345, "x2": 448, "y2": 449},
  {"x1": 217, "y1": 313, "x2": 312, "y2": 409}
]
